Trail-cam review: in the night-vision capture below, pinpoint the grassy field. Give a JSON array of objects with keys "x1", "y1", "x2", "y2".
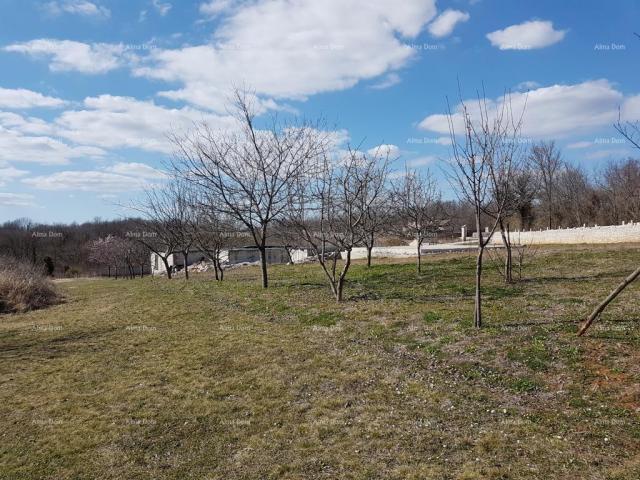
[{"x1": 1, "y1": 245, "x2": 639, "y2": 479}]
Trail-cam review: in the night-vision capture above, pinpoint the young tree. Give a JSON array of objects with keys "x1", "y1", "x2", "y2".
[
  {"x1": 171, "y1": 88, "x2": 329, "y2": 288},
  {"x1": 359, "y1": 147, "x2": 393, "y2": 267},
  {"x1": 446, "y1": 88, "x2": 523, "y2": 327},
  {"x1": 285, "y1": 148, "x2": 382, "y2": 301},
  {"x1": 390, "y1": 167, "x2": 442, "y2": 274},
  {"x1": 188, "y1": 195, "x2": 239, "y2": 281},
  {"x1": 127, "y1": 184, "x2": 192, "y2": 280}
]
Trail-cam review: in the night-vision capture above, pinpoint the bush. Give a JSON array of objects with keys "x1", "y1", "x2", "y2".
[{"x1": 0, "y1": 256, "x2": 60, "y2": 314}]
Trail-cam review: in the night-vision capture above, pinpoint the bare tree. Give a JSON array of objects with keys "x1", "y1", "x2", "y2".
[
  {"x1": 171, "y1": 88, "x2": 329, "y2": 288},
  {"x1": 529, "y1": 141, "x2": 562, "y2": 229},
  {"x1": 511, "y1": 164, "x2": 539, "y2": 230},
  {"x1": 127, "y1": 182, "x2": 194, "y2": 280},
  {"x1": 600, "y1": 158, "x2": 640, "y2": 224},
  {"x1": 285, "y1": 148, "x2": 381, "y2": 301},
  {"x1": 87, "y1": 235, "x2": 121, "y2": 278},
  {"x1": 446, "y1": 88, "x2": 524, "y2": 327},
  {"x1": 188, "y1": 195, "x2": 240, "y2": 281},
  {"x1": 359, "y1": 147, "x2": 393, "y2": 267},
  {"x1": 390, "y1": 167, "x2": 442, "y2": 274}
]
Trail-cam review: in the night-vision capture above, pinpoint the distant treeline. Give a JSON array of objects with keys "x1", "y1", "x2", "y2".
[{"x1": 1, "y1": 155, "x2": 638, "y2": 277}]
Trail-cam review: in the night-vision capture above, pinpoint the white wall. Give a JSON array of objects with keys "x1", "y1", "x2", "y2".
[{"x1": 486, "y1": 222, "x2": 640, "y2": 245}]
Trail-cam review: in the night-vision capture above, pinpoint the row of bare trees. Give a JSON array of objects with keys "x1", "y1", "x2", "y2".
[
  {"x1": 120, "y1": 85, "x2": 638, "y2": 331},
  {"x1": 87, "y1": 235, "x2": 149, "y2": 279}
]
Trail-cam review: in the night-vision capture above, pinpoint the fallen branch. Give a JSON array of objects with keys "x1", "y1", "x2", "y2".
[{"x1": 578, "y1": 265, "x2": 640, "y2": 336}]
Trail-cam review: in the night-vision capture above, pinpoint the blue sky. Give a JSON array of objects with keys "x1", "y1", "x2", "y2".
[{"x1": 0, "y1": 0, "x2": 638, "y2": 223}]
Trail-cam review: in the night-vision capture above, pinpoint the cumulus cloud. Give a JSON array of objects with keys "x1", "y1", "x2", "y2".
[
  {"x1": 428, "y1": 9, "x2": 470, "y2": 38},
  {"x1": 370, "y1": 73, "x2": 402, "y2": 90},
  {"x1": 0, "y1": 87, "x2": 65, "y2": 109},
  {"x1": 0, "y1": 125, "x2": 105, "y2": 165},
  {"x1": 23, "y1": 171, "x2": 151, "y2": 192},
  {"x1": 134, "y1": 0, "x2": 438, "y2": 110},
  {"x1": 43, "y1": 0, "x2": 110, "y2": 18},
  {"x1": 4, "y1": 39, "x2": 130, "y2": 74},
  {"x1": 199, "y1": 0, "x2": 237, "y2": 17},
  {"x1": 23, "y1": 162, "x2": 167, "y2": 192},
  {"x1": 0, "y1": 167, "x2": 29, "y2": 187},
  {"x1": 54, "y1": 95, "x2": 236, "y2": 152},
  {"x1": 367, "y1": 144, "x2": 400, "y2": 158},
  {"x1": 487, "y1": 20, "x2": 566, "y2": 50},
  {"x1": 105, "y1": 162, "x2": 167, "y2": 179},
  {"x1": 418, "y1": 79, "x2": 640, "y2": 139}
]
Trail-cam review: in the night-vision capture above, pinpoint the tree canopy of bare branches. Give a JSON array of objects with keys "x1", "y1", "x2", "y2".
[
  {"x1": 446, "y1": 87, "x2": 525, "y2": 327},
  {"x1": 285, "y1": 148, "x2": 388, "y2": 301},
  {"x1": 171, "y1": 88, "x2": 330, "y2": 288},
  {"x1": 390, "y1": 167, "x2": 443, "y2": 274}
]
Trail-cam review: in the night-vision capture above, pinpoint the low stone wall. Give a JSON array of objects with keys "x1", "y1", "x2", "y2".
[
  {"x1": 487, "y1": 222, "x2": 640, "y2": 245},
  {"x1": 349, "y1": 246, "x2": 417, "y2": 260}
]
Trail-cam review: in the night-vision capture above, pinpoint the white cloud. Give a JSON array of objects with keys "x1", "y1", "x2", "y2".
[
  {"x1": 43, "y1": 1, "x2": 110, "y2": 18},
  {"x1": 23, "y1": 162, "x2": 167, "y2": 192},
  {"x1": 0, "y1": 125, "x2": 106, "y2": 165},
  {"x1": 135, "y1": 0, "x2": 438, "y2": 110},
  {"x1": 4, "y1": 39, "x2": 129, "y2": 74},
  {"x1": 23, "y1": 170, "x2": 152, "y2": 192},
  {"x1": 487, "y1": 20, "x2": 566, "y2": 50},
  {"x1": 427, "y1": 10, "x2": 470, "y2": 38},
  {"x1": 105, "y1": 162, "x2": 167, "y2": 179},
  {"x1": 0, "y1": 167, "x2": 29, "y2": 187},
  {"x1": 418, "y1": 79, "x2": 640, "y2": 139},
  {"x1": 0, "y1": 192, "x2": 36, "y2": 207},
  {"x1": 515, "y1": 80, "x2": 540, "y2": 91},
  {"x1": 0, "y1": 111, "x2": 57, "y2": 136},
  {"x1": 54, "y1": 95, "x2": 236, "y2": 153},
  {"x1": 367, "y1": 144, "x2": 400, "y2": 158},
  {"x1": 0, "y1": 87, "x2": 65, "y2": 109},
  {"x1": 151, "y1": 0, "x2": 172, "y2": 16},
  {"x1": 370, "y1": 73, "x2": 401, "y2": 90},
  {"x1": 199, "y1": 0, "x2": 236, "y2": 17}
]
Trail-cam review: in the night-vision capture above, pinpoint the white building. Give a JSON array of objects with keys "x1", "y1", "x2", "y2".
[{"x1": 150, "y1": 246, "x2": 312, "y2": 275}]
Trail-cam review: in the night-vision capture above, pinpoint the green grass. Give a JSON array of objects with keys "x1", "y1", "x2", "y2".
[{"x1": 1, "y1": 244, "x2": 640, "y2": 479}]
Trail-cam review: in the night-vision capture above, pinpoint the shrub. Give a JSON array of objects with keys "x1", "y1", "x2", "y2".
[{"x1": 0, "y1": 256, "x2": 60, "y2": 314}]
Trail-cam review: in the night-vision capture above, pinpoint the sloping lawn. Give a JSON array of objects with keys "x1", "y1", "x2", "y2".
[{"x1": 1, "y1": 245, "x2": 639, "y2": 479}]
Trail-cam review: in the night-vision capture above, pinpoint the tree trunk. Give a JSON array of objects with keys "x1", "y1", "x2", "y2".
[
  {"x1": 162, "y1": 257, "x2": 172, "y2": 279},
  {"x1": 213, "y1": 258, "x2": 219, "y2": 281},
  {"x1": 259, "y1": 246, "x2": 268, "y2": 288},
  {"x1": 474, "y1": 248, "x2": 483, "y2": 328},
  {"x1": 366, "y1": 246, "x2": 373, "y2": 268},
  {"x1": 183, "y1": 252, "x2": 189, "y2": 280},
  {"x1": 474, "y1": 210, "x2": 483, "y2": 328},
  {"x1": 336, "y1": 250, "x2": 352, "y2": 302},
  {"x1": 108, "y1": 265, "x2": 111, "y2": 278},
  {"x1": 499, "y1": 220, "x2": 513, "y2": 284},
  {"x1": 416, "y1": 241, "x2": 422, "y2": 274},
  {"x1": 578, "y1": 266, "x2": 640, "y2": 336}
]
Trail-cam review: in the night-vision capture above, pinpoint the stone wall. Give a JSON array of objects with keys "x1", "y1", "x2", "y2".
[{"x1": 486, "y1": 222, "x2": 640, "y2": 245}]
